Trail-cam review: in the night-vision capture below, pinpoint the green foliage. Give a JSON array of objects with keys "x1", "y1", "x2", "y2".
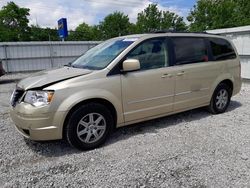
[
  {"x1": 137, "y1": 4, "x2": 162, "y2": 32},
  {"x1": 233, "y1": 0, "x2": 250, "y2": 26},
  {"x1": 0, "y1": 1, "x2": 30, "y2": 41},
  {"x1": 91, "y1": 25, "x2": 102, "y2": 40},
  {"x1": 0, "y1": 2, "x2": 187, "y2": 41},
  {"x1": 1, "y1": 1, "x2": 250, "y2": 41},
  {"x1": 162, "y1": 11, "x2": 187, "y2": 31},
  {"x1": 137, "y1": 4, "x2": 187, "y2": 32},
  {"x1": 99, "y1": 11, "x2": 131, "y2": 39},
  {"x1": 188, "y1": 0, "x2": 250, "y2": 32},
  {"x1": 29, "y1": 25, "x2": 60, "y2": 41},
  {"x1": 67, "y1": 23, "x2": 102, "y2": 41},
  {"x1": 8, "y1": 0, "x2": 250, "y2": 42}
]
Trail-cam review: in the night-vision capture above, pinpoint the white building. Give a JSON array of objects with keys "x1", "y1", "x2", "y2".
[{"x1": 207, "y1": 25, "x2": 250, "y2": 79}]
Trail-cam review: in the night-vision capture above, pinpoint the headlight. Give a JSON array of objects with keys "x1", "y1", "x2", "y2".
[{"x1": 23, "y1": 90, "x2": 54, "y2": 107}]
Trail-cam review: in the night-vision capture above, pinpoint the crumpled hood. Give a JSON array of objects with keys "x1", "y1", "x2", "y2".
[{"x1": 18, "y1": 67, "x2": 93, "y2": 90}]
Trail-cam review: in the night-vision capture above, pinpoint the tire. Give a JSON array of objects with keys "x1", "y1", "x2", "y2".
[
  {"x1": 208, "y1": 83, "x2": 232, "y2": 114},
  {"x1": 65, "y1": 103, "x2": 114, "y2": 150}
]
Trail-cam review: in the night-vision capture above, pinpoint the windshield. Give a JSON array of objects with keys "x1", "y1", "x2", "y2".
[{"x1": 71, "y1": 38, "x2": 137, "y2": 70}]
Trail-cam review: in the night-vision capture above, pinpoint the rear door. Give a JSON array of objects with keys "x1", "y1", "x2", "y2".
[{"x1": 171, "y1": 37, "x2": 221, "y2": 111}]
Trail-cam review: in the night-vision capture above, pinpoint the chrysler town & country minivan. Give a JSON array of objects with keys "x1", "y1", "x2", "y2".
[{"x1": 10, "y1": 33, "x2": 242, "y2": 150}]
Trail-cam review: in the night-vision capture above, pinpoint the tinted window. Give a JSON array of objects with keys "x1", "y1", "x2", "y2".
[
  {"x1": 209, "y1": 38, "x2": 236, "y2": 60},
  {"x1": 172, "y1": 37, "x2": 208, "y2": 65},
  {"x1": 126, "y1": 38, "x2": 168, "y2": 70}
]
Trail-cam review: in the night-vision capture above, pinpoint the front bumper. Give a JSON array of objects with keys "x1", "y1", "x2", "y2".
[{"x1": 10, "y1": 103, "x2": 67, "y2": 141}]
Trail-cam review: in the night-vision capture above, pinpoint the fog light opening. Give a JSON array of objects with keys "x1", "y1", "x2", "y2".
[{"x1": 22, "y1": 129, "x2": 30, "y2": 136}]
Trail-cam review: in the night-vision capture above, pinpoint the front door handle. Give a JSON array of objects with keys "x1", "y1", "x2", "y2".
[
  {"x1": 161, "y1": 73, "x2": 172, "y2": 78},
  {"x1": 177, "y1": 71, "x2": 185, "y2": 76}
]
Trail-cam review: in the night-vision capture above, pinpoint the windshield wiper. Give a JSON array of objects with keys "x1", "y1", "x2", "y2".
[
  {"x1": 65, "y1": 63, "x2": 84, "y2": 69},
  {"x1": 65, "y1": 63, "x2": 101, "y2": 70},
  {"x1": 77, "y1": 65, "x2": 101, "y2": 70},
  {"x1": 64, "y1": 62, "x2": 72, "y2": 67}
]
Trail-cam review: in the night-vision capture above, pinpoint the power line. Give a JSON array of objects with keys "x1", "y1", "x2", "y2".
[
  {"x1": 12, "y1": 1, "x2": 148, "y2": 19},
  {"x1": 4, "y1": 0, "x2": 175, "y2": 29},
  {"x1": 12, "y1": 3, "x2": 98, "y2": 17},
  {"x1": 15, "y1": 0, "x2": 148, "y2": 11}
]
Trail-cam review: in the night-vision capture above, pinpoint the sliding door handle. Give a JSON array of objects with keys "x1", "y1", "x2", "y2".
[
  {"x1": 161, "y1": 73, "x2": 172, "y2": 78},
  {"x1": 177, "y1": 71, "x2": 185, "y2": 76}
]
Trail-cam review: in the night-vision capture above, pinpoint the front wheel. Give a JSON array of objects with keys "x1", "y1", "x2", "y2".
[
  {"x1": 65, "y1": 103, "x2": 114, "y2": 150},
  {"x1": 208, "y1": 83, "x2": 232, "y2": 114}
]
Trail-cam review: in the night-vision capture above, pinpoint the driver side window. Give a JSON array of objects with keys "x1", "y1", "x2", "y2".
[{"x1": 126, "y1": 38, "x2": 169, "y2": 70}]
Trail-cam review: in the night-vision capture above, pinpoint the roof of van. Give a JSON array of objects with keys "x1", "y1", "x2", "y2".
[{"x1": 121, "y1": 32, "x2": 224, "y2": 40}]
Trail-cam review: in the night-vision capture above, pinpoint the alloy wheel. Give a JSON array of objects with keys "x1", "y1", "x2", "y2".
[
  {"x1": 76, "y1": 113, "x2": 106, "y2": 143},
  {"x1": 215, "y1": 89, "x2": 229, "y2": 110}
]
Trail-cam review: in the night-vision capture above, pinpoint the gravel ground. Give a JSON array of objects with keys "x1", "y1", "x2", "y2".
[{"x1": 0, "y1": 73, "x2": 250, "y2": 188}]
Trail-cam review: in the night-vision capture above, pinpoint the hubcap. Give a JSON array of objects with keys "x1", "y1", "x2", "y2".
[
  {"x1": 215, "y1": 89, "x2": 228, "y2": 110},
  {"x1": 77, "y1": 113, "x2": 106, "y2": 144}
]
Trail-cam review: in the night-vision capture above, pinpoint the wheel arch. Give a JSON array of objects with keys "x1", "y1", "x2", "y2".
[
  {"x1": 208, "y1": 78, "x2": 234, "y2": 114},
  {"x1": 213, "y1": 79, "x2": 234, "y2": 98},
  {"x1": 210, "y1": 74, "x2": 234, "y2": 99},
  {"x1": 219, "y1": 79, "x2": 233, "y2": 96},
  {"x1": 63, "y1": 98, "x2": 117, "y2": 139}
]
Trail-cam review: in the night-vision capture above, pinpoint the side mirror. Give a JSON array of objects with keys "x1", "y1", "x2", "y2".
[{"x1": 122, "y1": 59, "x2": 140, "y2": 72}]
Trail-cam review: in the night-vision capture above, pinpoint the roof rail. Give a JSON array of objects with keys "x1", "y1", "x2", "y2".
[
  {"x1": 151, "y1": 29, "x2": 175, "y2": 33},
  {"x1": 150, "y1": 29, "x2": 209, "y2": 34},
  {"x1": 148, "y1": 29, "x2": 222, "y2": 36}
]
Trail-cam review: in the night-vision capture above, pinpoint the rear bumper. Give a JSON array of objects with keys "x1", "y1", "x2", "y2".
[{"x1": 10, "y1": 106, "x2": 67, "y2": 141}]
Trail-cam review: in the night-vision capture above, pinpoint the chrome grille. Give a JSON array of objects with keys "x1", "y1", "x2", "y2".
[{"x1": 10, "y1": 89, "x2": 25, "y2": 107}]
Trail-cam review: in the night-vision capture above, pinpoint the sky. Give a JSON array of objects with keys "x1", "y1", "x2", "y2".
[{"x1": 0, "y1": 0, "x2": 196, "y2": 30}]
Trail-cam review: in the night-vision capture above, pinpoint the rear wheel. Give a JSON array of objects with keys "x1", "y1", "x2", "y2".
[
  {"x1": 65, "y1": 103, "x2": 114, "y2": 150},
  {"x1": 208, "y1": 83, "x2": 232, "y2": 114}
]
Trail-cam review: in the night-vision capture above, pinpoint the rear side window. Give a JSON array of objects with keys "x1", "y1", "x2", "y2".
[
  {"x1": 209, "y1": 38, "x2": 236, "y2": 61},
  {"x1": 172, "y1": 37, "x2": 208, "y2": 65}
]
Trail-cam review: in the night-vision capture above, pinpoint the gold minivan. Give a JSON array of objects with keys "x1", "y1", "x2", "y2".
[{"x1": 10, "y1": 33, "x2": 242, "y2": 150}]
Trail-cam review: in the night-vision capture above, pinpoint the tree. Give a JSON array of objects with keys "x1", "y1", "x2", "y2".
[
  {"x1": 136, "y1": 4, "x2": 162, "y2": 32},
  {"x1": 136, "y1": 4, "x2": 187, "y2": 33},
  {"x1": 0, "y1": 1, "x2": 30, "y2": 41},
  {"x1": 69, "y1": 22, "x2": 93, "y2": 40},
  {"x1": 99, "y1": 11, "x2": 131, "y2": 39},
  {"x1": 67, "y1": 22, "x2": 102, "y2": 41},
  {"x1": 128, "y1": 23, "x2": 139, "y2": 34},
  {"x1": 187, "y1": 0, "x2": 250, "y2": 32},
  {"x1": 91, "y1": 25, "x2": 102, "y2": 41},
  {"x1": 162, "y1": 11, "x2": 187, "y2": 31},
  {"x1": 232, "y1": 0, "x2": 250, "y2": 26},
  {"x1": 29, "y1": 25, "x2": 60, "y2": 41}
]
